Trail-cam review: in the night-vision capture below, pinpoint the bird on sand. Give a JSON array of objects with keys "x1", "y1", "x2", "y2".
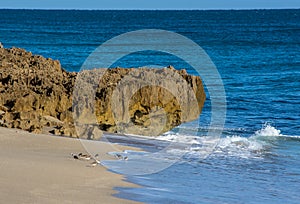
[
  {"x1": 71, "y1": 153, "x2": 79, "y2": 160},
  {"x1": 71, "y1": 153, "x2": 92, "y2": 161},
  {"x1": 89, "y1": 159, "x2": 101, "y2": 167},
  {"x1": 88, "y1": 154, "x2": 102, "y2": 167},
  {"x1": 71, "y1": 153, "x2": 102, "y2": 167},
  {"x1": 78, "y1": 153, "x2": 92, "y2": 161}
]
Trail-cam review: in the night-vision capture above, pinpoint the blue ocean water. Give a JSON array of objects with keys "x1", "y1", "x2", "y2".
[{"x1": 1, "y1": 9, "x2": 299, "y2": 203}]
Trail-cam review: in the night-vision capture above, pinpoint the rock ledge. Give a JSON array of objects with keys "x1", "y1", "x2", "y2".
[{"x1": 0, "y1": 44, "x2": 206, "y2": 138}]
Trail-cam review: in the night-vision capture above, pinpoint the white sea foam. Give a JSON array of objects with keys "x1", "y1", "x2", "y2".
[
  {"x1": 155, "y1": 133, "x2": 264, "y2": 159},
  {"x1": 252, "y1": 123, "x2": 300, "y2": 139},
  {"x1": 157, "y1": 124, "x2": 283, "y2": 159},
  {"x1": 108, "y1": 124, "x2": 298, "y2": 162},
  {"x1": 157, "y1": 133, "x2": 202, "y2": 145},
  {"x1": 254, "y1": 123, "x2": 282, "y2": 137},
  {"x1": 213, "y1": 136, "x2": 267, "y2": 158}
]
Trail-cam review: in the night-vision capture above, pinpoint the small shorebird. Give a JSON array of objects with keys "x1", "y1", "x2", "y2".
[
  {"x1": 114, "y1": 153, "x2": 123, "y2": 160},
  {"x1": 78, "y1": 153, "x2": 92, "y2": 161},
  {"x1": 71, "y1": 153, "x2": 79, "y2": 160},
  {"x1": 89, "y1": 159, "x2": 101, "y2": 167},
  {"x1": 89, "y1": 154, "x2": 102, "y2": 167},
  {"x1": 71, "y1": 153, "x2": 92, "y2": 161},
  {"x1": 114, "y1": 153, "x2": 128, "y2": 161},
  {"x1": 71, "y1": 152, "x2": 102, "y2": 167}
]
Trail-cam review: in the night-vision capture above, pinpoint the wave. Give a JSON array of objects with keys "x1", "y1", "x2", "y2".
[
  {"x1": 253, "y1": 123, "x2": 300, "y2": 141},
  {"x1": 103, "y1": 123, "x2": 299, "y2": 175},
  {"x1": 106, "y1": 123, "x2": 299, "y2": 165},
  {"x1": 254, "y1": 123, "x2": 283, "y2": 137},
  {"x1": 155, "y1": 133, "x2": 268, "y2": 159},
  {"x1": 155, "y1": 123, "x2": 300, "y2": 159}
]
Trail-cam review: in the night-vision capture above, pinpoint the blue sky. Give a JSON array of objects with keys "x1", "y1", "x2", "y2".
[{"x1": 1, "y1": 0, "x2": 300, "y2": 9}]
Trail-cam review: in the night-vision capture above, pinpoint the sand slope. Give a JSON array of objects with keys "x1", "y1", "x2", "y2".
[{"x1": 0, "y1": 127, "x2": 141, "y2": 204}]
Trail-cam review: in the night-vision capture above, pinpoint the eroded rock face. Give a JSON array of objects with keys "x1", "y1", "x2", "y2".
[
  {"x1": 0, "y1": 46, "x2": 77, "y2": 136},
  {"x1": 0, "y1": 44, "x2": 206, "y2": 138},
  {"x1": 73, "y1": 67, "x2": 206, "y2": 136}
]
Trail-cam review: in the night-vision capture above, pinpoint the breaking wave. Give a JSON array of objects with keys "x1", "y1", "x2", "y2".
[
  {"x1": 105, "y1": 123, "x2": 300, "y2": 169},
  {"x1": 155, "y1": 123, "x2": 299, "y2": 159}
]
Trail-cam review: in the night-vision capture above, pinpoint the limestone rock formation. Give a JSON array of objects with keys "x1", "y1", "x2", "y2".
[
  {"x1": 73, "y1": 67, "x2": 206, "y2": 136},
  {"x1": 0, "y1": 44, "x2": 206, "y2": 138},
  {"x1": 0, "y1": 45, "x2": 77, "y2": 136}
]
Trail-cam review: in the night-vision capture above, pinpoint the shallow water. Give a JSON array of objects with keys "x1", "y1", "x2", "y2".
[{"x1": 109, "y1": 124, "x2": 300, "y2": 204}]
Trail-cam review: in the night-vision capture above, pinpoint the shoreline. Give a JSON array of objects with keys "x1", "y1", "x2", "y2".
[{"x1": 0, "y1": 127, "x2": 142, "y2": 204}]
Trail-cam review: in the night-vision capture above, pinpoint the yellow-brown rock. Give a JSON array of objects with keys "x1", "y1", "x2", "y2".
[{"x1": 0, "y1": 44, "x2": 206, "y2": 138}]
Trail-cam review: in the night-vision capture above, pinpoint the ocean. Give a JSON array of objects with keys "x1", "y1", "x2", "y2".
[{"x1": 1, "y1": 9, "x2": 299, "y2": 203}]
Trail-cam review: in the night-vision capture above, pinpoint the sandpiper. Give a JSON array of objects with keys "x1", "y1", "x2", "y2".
[
  {"x1": 71, "y1": 153, "x2": 92, "y2": 161},
  {"x1": 89, "y1": 159, "x2": 101, "y2": 167},
  {"x1": 115, "y1": 153, "x2": 123, "y2": 160},
  {"x1": 114, "y1": 153, "x2": 128, "y2": 161},
  {"x1": 89, "y1": 154, "x2": 101, "y2": 167},
  {"x1": 78, "y1": 153, "x2": 92, "y2": 161},
  {"x1": 71, "y1": 153, "x2": 79, "y2": 160}
]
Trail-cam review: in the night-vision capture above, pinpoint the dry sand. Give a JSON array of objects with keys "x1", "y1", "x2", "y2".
[{"x1": 0, "y1": 127, "x2": 142, "y2": 204}]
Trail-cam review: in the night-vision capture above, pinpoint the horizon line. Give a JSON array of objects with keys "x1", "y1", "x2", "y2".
[{"x1": 0, "y1": 7, "x2": 299, "y2": 11}]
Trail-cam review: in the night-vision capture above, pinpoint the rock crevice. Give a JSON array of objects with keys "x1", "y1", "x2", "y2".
[{"x1": 0, "y1": 44, "x2": 206, "y2": 138}]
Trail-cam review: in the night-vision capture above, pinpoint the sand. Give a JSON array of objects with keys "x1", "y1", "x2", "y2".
[{"x1": 0, "y1": 127, "x2": 142, "y2": 204}]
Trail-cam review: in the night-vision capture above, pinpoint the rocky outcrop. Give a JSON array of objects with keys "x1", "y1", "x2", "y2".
[
  {"x1": 0, "y1": 45, "x2": 77, "y2": 136},
  {"x1": 73, "y1": 67, "x2": 206, "y2": 136},
  {"x1": 0, "y1": 44, "x2": 206, "y2": 138}
]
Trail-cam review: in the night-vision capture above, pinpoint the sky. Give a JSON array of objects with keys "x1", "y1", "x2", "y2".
[{"x1": 1, "y1": 0, "x2": 300, "y2": 10}]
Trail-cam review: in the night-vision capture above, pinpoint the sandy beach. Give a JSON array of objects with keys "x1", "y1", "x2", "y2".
[{"x1": 0, "y1": 127, "x2": 141, "y2": 204}]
